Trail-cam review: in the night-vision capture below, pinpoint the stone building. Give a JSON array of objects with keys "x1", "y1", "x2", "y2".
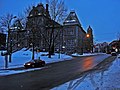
[
  {"x1": 9, "y1": 3, "x2": 94, "y2": 55},
  {"x1": 26, "y1": 3, "x2": 63, "y2": 52},
  {"x1": 109, "y1": 40, "x2": 120, "y2": 53},
  {"x1": 63, "y1": 11, "x2": 87, "y2": 54},
  {"x1": 10, "y1": 19, "x2": 27, "y2": 52}
]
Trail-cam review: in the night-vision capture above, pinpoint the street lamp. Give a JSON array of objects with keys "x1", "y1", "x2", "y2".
[
  {"x1": 86, "y1": 33, "x2": 93, "y2": 53},
  {"x1": 9, "y1": 39, "x2": 12, "y2": 63},
  {"x1": 82, "y1": 34, "x2": 90, "y2": 53},
  {"x1": 62, "y1": 46, "x2": 65, "y2": 53},
  {"x1": 86, "y1": 34, "x2": 90, "y2": 38},
  {"x1": 7, "y1": 16, "x2": 17, "y2": 64},
  {"x1": 18, "y1": 43, "x2": 20, "y2": 47}
]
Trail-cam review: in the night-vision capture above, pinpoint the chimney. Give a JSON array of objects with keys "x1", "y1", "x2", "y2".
[{"x1": 46, "y1": 4, "x2": 49, "y2": 12}]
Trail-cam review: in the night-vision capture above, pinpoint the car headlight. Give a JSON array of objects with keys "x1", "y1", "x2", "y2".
[{"x1": 27, "y1": 63, "x2": 31, "y2": 65}]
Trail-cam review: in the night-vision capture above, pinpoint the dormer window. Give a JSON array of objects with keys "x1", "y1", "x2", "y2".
[
  {"x1": 65, "y1": 19, "x2": 76, "y2": 23},
  {"x1": 71, "y1": 20, "x2": 76, "y2": 22},
  {"x1": 38, "y1": 13, "x2": 41, "y2": 15},
  {"x1": 14, "y1": 27, "x2": 18, "y2": 29},
  {"x1": 65, "y1": 20, "x2": 69, "y2": 22},
  {"x1": 72, "y1": 13, "x2": 75, "y2": 16}
]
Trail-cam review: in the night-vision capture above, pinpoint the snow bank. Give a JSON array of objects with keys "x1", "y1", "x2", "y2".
[{"x1": 0, "y1": 48, "x2": 72, "y2": 69}]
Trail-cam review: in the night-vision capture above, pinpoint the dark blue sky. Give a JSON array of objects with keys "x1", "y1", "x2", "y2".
[{"x1": 0, "y1": 0, "x2": 120, "y2": 43}]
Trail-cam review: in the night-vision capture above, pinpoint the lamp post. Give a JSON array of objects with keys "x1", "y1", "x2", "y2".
[
  {"x1": 9, "y1": 39, "x2": 12, "y2": 63},
  {"x1": 62, "y1": 46, "x2": 65, "y2": 53},
  {"x1": 85, "y1": 33, "x2": 90, "y2": 53},
  {"x1": 9, "y1": 19, "x2": 17, "y2": 63},
  {"x1": 5, "y1": 16, "x2": 16, "y2": 68}
]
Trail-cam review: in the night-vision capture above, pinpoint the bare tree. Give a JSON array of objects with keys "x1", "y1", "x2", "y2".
[
  {"x1": 26, "y1": 1, "x2": 67, "y2": 58},
  {"x1": 0, "y1": 13, "x2": 14, "y2": 31},
  {"x1": 46, "y1": 0, "x2": 67, "y2": 23},
  {"x1": 117, "y1": 32, "x2": 120, "y2": 53},
  {"x1": 0, "y1": 24, "x2": 4, "y2": 33},
  {"x1": 117, "y1": 32, "x2": 120, "y2": 40},
  {"x1": 45, "y1": 0, "x2": 67, "y2": 57},
  {"x1": 0, "y1": 13, "x2": 17, "y2": 67},
  {"x1": 18, "y1": 4, "x2": 33, "y2": 29},
  {"x1": 0, "y1": 13, "x2": 17, "y2": 50}
]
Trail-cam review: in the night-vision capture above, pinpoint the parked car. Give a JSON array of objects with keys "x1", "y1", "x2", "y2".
[
  {"x1": 24, "y1": 59, "x2": 45, "y2": 68},
  {"x1": 111, "y1": 52, "x2": 117, "y2": 56}
]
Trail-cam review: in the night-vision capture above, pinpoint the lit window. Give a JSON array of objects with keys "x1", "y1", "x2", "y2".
[{"x1": 30, "y1": 14, "x2": 33, "y2": 16}]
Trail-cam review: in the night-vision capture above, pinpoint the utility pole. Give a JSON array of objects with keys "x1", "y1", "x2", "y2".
[{"x1": 9, "y1": 39, "x2": 12, "y2": 63}]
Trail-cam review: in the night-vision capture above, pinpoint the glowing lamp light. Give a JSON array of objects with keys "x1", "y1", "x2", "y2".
[
  {"x1": 86, "y1": 34, "x2": 90, "y2": 38},
  {"x1": 115, "y1": 48, "x2": 118, "y2": 52}
]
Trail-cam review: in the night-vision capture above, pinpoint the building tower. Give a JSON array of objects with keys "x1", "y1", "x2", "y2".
[{"x1": 86, "y1": 25, "x2": 93, "y2": 52}]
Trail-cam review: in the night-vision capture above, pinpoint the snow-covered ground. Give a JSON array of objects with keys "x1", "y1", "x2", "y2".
[
  {"x1": 51, "y1": 57, "x2": 120, "y2": 90},
  {"x1": 0, "y1": 48, "x2": 101, "y2": 76},
  {"x1": 71, "y1": 53, "x2": 99, "y2": 56},
  {"x1": 0, "y1": 48, "x2": 72, "y2": 69}
]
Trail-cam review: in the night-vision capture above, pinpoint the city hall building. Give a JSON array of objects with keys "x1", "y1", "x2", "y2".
[{"x1": 10, "y1": 3, "x2": 93, "y2": 54}]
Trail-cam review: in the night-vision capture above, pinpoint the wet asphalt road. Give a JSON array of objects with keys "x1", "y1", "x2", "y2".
[{"x1": 0, "y1": 54, "x2": 112, "y2": 90}]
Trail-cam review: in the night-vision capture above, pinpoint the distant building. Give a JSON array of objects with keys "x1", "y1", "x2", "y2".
[
  {"x1": 94, "y1": 42, "x2": 109, "y2": 53},
  {"x1": 109, "y1": 40, "x2": 120, "y2": 53}
]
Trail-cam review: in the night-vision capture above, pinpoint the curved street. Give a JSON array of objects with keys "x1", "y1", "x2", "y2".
[{"x1": 0, "y1": 54, "x2": 114, "y2": 90}]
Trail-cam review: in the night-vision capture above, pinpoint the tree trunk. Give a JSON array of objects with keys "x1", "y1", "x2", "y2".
[
  {"x1": 32, "y1": 42, "x2": 35, "y2": 60},
  {"x1": 32, "y1": 31, "x2": 35, "y2": 60},
  {"x1": 48, "y1": 50, "x2": 52, "y2": 58},
  {"x1": 48, "y1": 45, "x2": 51, "y2": 58},
  {"x1": 51, "y1": 44, "x2": 54, "y2": 54}
]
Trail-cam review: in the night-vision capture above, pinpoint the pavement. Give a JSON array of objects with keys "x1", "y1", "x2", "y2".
[{"x1": 52, "y1": 56, "x2": 120, "y2": 90}]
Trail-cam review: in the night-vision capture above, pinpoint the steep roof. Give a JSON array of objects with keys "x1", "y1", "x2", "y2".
[
  {"x1": 29, "y1": 3, "x2": 50, "y2": 18},
  {"x1": 87, "y1": 25, "x2": 93, "y2": 34},
  {"x1": 87, "y1": 25, "x2": 92, "y2": 31},
  {"x1": 63, "y1": 11, "x2": 81, "y2": 26},
  {"x1": 12, "y1": 19, "x2": 23, "y2": 30}
]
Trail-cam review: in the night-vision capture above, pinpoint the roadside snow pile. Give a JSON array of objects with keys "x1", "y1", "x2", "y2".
[
  {"x1": 0, "y1": 67, "x2": 44, "y2": 76},
  {"x1": 40, "y1": 53, "x2": 72, "y2": 63},
  {"x1": 71, "y1": 53, "x2": 99, "y2": 56}
]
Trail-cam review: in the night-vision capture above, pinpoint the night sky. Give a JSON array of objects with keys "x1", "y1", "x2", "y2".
[{"x1": 0, "y1": 0, "x2": 120, "y2": 43}]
